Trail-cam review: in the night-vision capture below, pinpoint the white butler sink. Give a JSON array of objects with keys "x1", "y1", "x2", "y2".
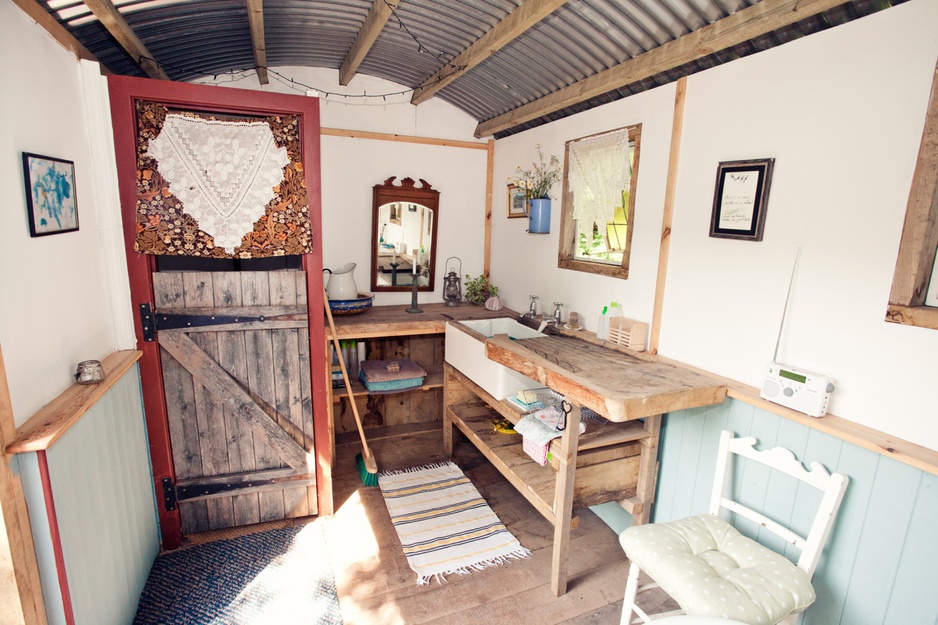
[{"x1": 445, "y1": 317, "x2": 546, "y2": 400}]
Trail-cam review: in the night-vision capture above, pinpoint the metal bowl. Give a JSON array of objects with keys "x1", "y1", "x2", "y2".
[{"x1": 328, "y1": 292, "x2": 374, "y2": 315}]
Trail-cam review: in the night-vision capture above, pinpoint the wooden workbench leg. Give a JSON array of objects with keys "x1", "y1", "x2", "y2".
[
  {"x1": 551, "y1": 404, "x2": 582, "y2": 596},
  {"x1": 442, "y1": 366, "x2": 454, "y2": 458},
  {"x1": 632, "y1": 414, "x2": 661, "y2": 526}
]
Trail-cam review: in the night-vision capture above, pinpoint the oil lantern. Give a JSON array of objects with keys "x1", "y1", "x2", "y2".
[{"x1": 443, "y1": 257, "x2": 462, "y2": 307}]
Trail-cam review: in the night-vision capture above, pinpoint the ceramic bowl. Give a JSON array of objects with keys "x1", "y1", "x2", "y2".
[{"x1": 328, "y1": 292, "x2": 374, "y2": 315}]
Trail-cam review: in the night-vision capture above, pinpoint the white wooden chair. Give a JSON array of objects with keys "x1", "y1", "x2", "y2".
[{"x1": 619, "y1": 430, "x2": 848, "y2": 625}]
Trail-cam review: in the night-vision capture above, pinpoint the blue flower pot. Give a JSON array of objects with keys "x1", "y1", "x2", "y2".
[{"x1": 526, "y1": 198, "x2": 551, "y2": 234}]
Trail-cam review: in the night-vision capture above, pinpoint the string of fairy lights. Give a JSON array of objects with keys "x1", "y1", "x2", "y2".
[{"x1": 137, "y1": 0, "x2": 465, "y2": 105}]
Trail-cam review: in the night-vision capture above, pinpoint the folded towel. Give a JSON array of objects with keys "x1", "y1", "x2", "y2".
[
  {"x1": 514, "y1": 411, "x2": 586, "y2": 447},
  {"x1": 359, "y1": 358, "x2": 427, "y2": 382}
]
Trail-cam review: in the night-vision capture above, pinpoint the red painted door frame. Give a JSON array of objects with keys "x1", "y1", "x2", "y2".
[{"x1": 107, "y1": 75, "x2": 329, "y2": 549}]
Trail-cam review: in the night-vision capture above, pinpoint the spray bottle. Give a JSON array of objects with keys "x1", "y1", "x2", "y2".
[{"x1": 597, "y1": 305, "x2": 609, "y2": 340}]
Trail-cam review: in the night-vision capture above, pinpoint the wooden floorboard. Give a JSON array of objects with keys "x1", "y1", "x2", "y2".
[
  {"x1": 183, "y1": 427, "x2": 676, "y2": 624},
  {"x1": 327, "y1": 429, "x2": 633, "y2": 625}
]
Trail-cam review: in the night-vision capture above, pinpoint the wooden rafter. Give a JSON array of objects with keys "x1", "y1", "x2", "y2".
[
  {"x1": 10, "y1": 0, "x2": 109, "y2": 72},
  {"x1": 474, "y1": 0, "x2": 849, "y2": 138},
  {"x1": 339, "y1": 0, "x2": 399, "y2": 86},
  {"x1": 246, "y1": 0, "x2": 268, "y2": 85},
  {"x1": 83, "y1": 0, "x2": 169, "y2": 80},
  {"x1": 411, "y1": 0, "x2": 568, "y2": 106}
]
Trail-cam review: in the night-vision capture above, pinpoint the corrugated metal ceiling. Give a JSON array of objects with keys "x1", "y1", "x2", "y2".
[{"x1": 38, "y1": 0, "x2": 904, "y2": 138}]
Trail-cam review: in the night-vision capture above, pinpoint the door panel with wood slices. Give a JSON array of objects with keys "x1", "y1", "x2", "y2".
[{"x1": 154, "y1": 271, "x2": 316, "y2": 534}]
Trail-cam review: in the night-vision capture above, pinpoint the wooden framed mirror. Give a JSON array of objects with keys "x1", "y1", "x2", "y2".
[{"x1": 371, "y1": 177, "x2": 439, "y2": 292}]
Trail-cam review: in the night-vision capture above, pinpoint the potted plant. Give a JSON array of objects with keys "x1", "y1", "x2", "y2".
[{"x1": 464, "y1": 274, "x2": 499, "y2": 305}]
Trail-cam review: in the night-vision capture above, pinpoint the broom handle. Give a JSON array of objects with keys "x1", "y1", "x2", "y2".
[{"x1": 323, "y1": 289, "x2": 377, "y2": 472}]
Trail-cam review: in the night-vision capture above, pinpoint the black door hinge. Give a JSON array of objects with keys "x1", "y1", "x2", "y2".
[
  {"x1": 161, "y1": 477, "x2": 177, "y2": 511},
  {"x1": 140, "y1": 303, "x2": 156, "y2": 342}
]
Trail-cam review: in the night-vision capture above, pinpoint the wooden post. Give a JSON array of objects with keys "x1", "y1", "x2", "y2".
[
  {"x1": 650, "y1": 77, "x2": 686, "y2": 355},
  {"x1": 484, "y1": 139, "x2": 495, "y2": 278},
  {"x1": 0, "y1": 344, "x2": 47, "y2": 625},
  {"x1": 632, "y1": 414, "x2": 661, "y2": 526},
  {"x1": 550, "y1": 403, "x2": 581, "y2": 596}
]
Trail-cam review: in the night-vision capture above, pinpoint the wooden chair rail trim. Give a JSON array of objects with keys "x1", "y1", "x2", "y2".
[
  {"x1": 6, "y1": 350, "x2": 142, "y2": 454},
  {"x1": 655, "y1": 353, "x2": 938, "y2": 476}
]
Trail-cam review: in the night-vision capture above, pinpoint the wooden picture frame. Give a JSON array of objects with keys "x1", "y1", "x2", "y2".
[
  {"x1": 507, "y1": 184, "x2": 526, "y2": 219},
  {"x1": 709, "y1": 158, "x2": 774, "y2": 241},
  {"x1": 22, "y1": 152, "x2": 79, "y2": 237}
]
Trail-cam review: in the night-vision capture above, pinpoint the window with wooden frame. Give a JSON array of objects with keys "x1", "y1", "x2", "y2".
[
  {"x1": 886, "y1": 62, "x2": 938, "y2": 330},
  {"x1": 558, "y1": 125, "x2": 641, "y2": 279}
]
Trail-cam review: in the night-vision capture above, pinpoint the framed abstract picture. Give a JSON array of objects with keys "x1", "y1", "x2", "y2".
[{"x1": 22, "y1": 152, "x2": 79, "y2": 237}]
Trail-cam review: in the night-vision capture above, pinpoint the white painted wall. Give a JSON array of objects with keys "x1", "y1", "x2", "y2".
[
  {"x1": 193, "y1": 67, "x2": 490, "y2": 306},
  {"x1": 491, "y1": 0, "x2": 938, "y2": 450},
  {"x1": 0, "y1": 2, "x2": 131, "y2": 426}
]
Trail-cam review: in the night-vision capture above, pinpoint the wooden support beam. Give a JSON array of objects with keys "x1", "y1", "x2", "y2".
[
  {"x1": 245, "y1": 0, "x2": 268, "y2": 85},
  {"x1": 474, "y1": 0, "x2": 848, "y2": 137},
  {"x1": 10, "y1": 0, "x2": 108, "y2": 71},
  {"x1": 339, "y1": 0, "x2": 399, "y2": 86},
  {"x1": 484, "y1": 139, "x2": 494, "y2": 278},
  {"x1": 886, "y1": 59, "x2": 938, "y2": 329},
  {"x1": 649, "y1": 77, "x2": 686, "y2": 355},
  {"x1": 82, "y1": 0, "x2": 169, "y2": 80},
  {"x1": 410, "y1": 0, "x2": 568, "y2": 105},
  {"x1": 0, "y1": 344, "x2": 47, "y2": 625}
]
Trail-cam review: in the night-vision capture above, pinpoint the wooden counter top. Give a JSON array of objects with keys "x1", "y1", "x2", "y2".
[
  {"x1": 485, "y1": 333, "x2": 726, "y2": 422},
  {"x1": 328, "y1": 302, "x2": 519, "y2": 339}
]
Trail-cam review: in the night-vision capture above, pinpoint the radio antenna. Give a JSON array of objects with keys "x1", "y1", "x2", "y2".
[{"x1": 773, "y1": 247, "x2": 801, "y2": 363}]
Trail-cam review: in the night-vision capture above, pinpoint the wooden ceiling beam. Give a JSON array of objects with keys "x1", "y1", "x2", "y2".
[
  {"x1": 246, "y1": 0, "x2": 268, "y2": 85},
  {"x1": 82, "y1": 0, "x2": 169, "y2": 80},
  {"x1": 474, "y1": 0, "x2": 848, "y2": 138},
  {"x1": 411, "y1": 0, "x2": 568, "y2": 106},
  {"x1": 339, "y1": 0, "x2": 399, "y2": 86},
  {"x1": 10, "y1": 0, "x2": 109, "y2": 72}
]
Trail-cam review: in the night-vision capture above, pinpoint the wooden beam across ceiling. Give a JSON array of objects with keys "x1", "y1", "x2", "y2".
[
  {"x1": 82, "y1": 0, "x2": 169, "y2": 80},
  {"x1": 411, "y1": 0, "x2": 568, "y2": 106},
  {"x1": 11, "y1": 0, "x2": 109, "y2": 71},
  {"x1": 246, "y1": 0, "x2": 269, "y2": 85},
  {"x1": 339, "y1": 0, "x2": 399, "y2": 86},
  {"x1": 474, "y1": 0, "x2": 849, "y2": 138}
]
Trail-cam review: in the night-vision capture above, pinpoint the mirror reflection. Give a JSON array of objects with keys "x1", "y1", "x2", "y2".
[
  {"x1": 375, "y1": 202, "x2": 433, "y2": 287},
  {"x1": 371, "y1": 177, "x2": 439, "y2": 292}
]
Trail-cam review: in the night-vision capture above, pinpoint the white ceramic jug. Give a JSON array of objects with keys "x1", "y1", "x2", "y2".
[{"x1": 324, "y1": 263, "x2": 358, "y2": 300}]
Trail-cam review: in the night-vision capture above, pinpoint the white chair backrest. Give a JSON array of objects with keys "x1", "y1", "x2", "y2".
[{"x1": 708, "y1": 430, "x2": 848, "y2": 579}]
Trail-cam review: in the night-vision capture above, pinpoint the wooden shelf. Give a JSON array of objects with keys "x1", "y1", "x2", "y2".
[
  {"x1": 331, "y1": 365, "x2": 443, "y2": 400},
  {"x1": 335, "y1": 421, "x2": 443, "y2": 447},
  {"x1": 7, "y1": 350, "x2": 142, "y2": 454},
  {"x1": 446, "y1": 401, "x2": 557, "y2": 522}
]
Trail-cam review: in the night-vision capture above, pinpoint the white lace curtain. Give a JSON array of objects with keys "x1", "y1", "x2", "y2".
[{"x1": 568, "y1": 128, "x2": 631, "y2": 233}]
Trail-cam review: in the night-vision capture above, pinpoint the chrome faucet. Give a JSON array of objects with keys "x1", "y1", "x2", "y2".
[
  {"x1": 551, "y1": 302, "x2": 564, "y2": 326},
  {"x1": 522, "y1": 295, "x2": 539, "y2": 318}
]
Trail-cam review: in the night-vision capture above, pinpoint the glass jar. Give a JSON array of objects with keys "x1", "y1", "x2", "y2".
[{"x1": 75, "y1": 360, "x2": 105, "y2": 385}]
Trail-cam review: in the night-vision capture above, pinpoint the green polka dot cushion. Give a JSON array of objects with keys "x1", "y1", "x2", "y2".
[{"x1": 619, "y1": 514, "x2": 815, "y2": 625}]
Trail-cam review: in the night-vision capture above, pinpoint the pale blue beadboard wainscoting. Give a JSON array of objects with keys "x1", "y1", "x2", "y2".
[
  {"x1": 592, "y1": 398, "x2": 938, "y2": 625},
  {"x1": 10, "y1": 353, "x2": 159, "y2": 625}
]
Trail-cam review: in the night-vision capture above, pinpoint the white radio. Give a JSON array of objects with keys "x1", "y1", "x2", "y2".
[{"x1": 760, "y1": 362, "x2": 834, "y2": 418}]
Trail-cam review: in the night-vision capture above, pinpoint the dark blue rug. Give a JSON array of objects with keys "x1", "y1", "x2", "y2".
[{"x1": 134, "y1": 523, "x2": 343, "y2": 625}]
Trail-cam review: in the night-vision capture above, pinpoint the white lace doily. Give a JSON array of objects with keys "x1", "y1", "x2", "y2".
[{"x1": 146, "y1": 114, "x2": 289, "y2": 253}]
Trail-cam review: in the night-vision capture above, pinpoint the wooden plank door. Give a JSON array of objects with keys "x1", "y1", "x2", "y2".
[{"x1": 153, "y1": 270, "x2": 316, "y2": 534}]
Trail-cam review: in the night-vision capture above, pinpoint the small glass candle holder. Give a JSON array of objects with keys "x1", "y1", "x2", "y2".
[{"x1": 75, "y1": 360, "x2": 105, "y2": 385}]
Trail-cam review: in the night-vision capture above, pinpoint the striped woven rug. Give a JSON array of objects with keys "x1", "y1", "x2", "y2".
[{"x1": 379, "y1": 461, "x2": 530, "y2": 584}]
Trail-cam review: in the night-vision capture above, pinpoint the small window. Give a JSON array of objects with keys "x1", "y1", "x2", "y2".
[{"x1": 558, "y1": 125, "x2": 641, "y2": 279}]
